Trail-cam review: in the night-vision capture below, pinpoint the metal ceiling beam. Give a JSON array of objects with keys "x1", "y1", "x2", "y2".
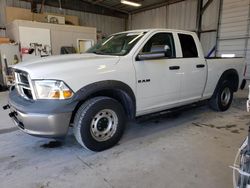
[
  {"x1": 196, "y1": 0, "x2": 214, "y2": 38},
  {"x1": 130, "y1": 0, "x2": 186, "y2": 14},
  {"x1": 196, "y1": 0, "x2": 203, "y2": 38},
  {"x1": 20, "y1": 0, "x2": 129, "y2": 18},
  {"x1": 80, "y1": 0, "x2": 129, "y2": 14},
  {"x1": 201, "y1": 0, "x2": 214, "y2": 15}
]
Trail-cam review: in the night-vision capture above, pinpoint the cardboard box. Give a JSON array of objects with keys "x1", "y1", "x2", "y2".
[
  {"x1": 5, "y1": 7, "x2": 79, "y2": 26},
  {"x1": 0, "y1": 37, "x2": 10, "y2": 44}
]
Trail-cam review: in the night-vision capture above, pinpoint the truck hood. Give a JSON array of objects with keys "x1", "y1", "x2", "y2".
[{"x1": 13, "y1": 53, "x2": 120, "y2": 79}]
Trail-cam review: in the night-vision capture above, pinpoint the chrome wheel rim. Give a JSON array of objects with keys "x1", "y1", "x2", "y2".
[
  {"x1": 90, "y1": 109, "x2": 118, "y2": 142},
  {"x1": 221, "y1": 87, "x2": 231, "y2": 106}
]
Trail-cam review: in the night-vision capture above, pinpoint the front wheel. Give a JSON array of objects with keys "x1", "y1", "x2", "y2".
[
  {"x1": 73, "y1": 96, "x2": 126, "y2": 151},
  {"x1": 209, "y1": 81, "x2": 233, "y2": 111}
]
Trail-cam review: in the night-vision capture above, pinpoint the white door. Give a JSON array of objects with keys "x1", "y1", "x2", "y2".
[
  {"x1": 134, "y1": 32, "x2": 182, "y2": 115},
  {"x1": 78, "y1": 39, "x2": 93, "y2": 53},
  {"x1": 177, "y1": 33, "x2": 207, "y2": 102}
]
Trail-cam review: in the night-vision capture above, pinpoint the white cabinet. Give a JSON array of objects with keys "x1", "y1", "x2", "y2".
[{"x1": 6, "y1": 20, "x2": 96, "y2": 61}]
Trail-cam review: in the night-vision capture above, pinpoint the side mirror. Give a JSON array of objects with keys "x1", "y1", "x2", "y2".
[
  {"x1": 137, "y1": 52, "x2": 165, "y2": 61},
  {"x1": 137, "y1": 44, "x2": 172, "y2": 61}
]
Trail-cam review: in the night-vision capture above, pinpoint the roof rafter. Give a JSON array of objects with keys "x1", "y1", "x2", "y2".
[{"x1": 20, "y1": 0, "x2": 129, "y2": 18}]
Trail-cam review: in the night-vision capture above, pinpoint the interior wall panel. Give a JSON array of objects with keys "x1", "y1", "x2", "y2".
[
  {"x1": 202, "y1": 0, "x2": 220, "y2": 30},
  {"x1": 200, "y1": 31, "x2": 217, "y2": 57},
  {"x1": 0, "y1": 0, "x2": 6, "y2": 28},
  {"x1": 217, "y1": 0, "x2": 250, "y2": 78},
  {"x1": 130, "y1": 6, "x2": 167, "y2": 30},
  {"x1": 129, "y1": 0, "x2": 198, "y2": 31},
  {"x1": 79, "y1": 11, "x2": 125, "y2": 35},
  {"x1": 167, "y1": 0, "x2": 197, "y2": 31},
  {"x1": 217, "y1": 0, "x2": 249, "y2": 55},
  {"x1": 6, "y1": 0, "x2": 30, "y2": 9},
  {"x1": 129, "y1": 0, "x2": 219, "y2": 58}
]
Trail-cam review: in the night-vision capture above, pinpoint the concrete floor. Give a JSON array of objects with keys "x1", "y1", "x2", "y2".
[{"x1": 0, "y1": 89, "x2": 249, "y2": 188}]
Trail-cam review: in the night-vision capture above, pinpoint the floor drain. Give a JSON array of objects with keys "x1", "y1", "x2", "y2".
[{"x1": 41, "y1": 141, "x2": 62, "y2": 148}]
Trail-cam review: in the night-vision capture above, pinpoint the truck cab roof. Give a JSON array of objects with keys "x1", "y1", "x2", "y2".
[{"x1": 115, "y1": 28, "x2": 196, "y2": 36}]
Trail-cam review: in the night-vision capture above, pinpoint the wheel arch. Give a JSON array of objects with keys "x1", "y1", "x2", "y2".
[
  {"x1": 70, "y1": 80, "x2": 136, "y2": 123},
  {"x1": 214, "y1": 69, "x2": 239, "y2": 94}
]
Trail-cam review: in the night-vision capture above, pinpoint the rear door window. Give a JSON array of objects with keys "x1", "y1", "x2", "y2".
[{"x1": 178, "y1": 34, "x2": 198, "y2": 58}]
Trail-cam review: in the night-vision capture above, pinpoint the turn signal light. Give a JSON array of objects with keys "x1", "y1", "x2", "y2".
[
  {"x1": 50, "y1": 90, "x2": 73, "y2": 99},
  {"x1": 63, "y1": 90, "x2": 73, "y2": 98}
]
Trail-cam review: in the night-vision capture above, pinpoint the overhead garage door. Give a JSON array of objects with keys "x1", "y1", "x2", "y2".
[{"x1": 217, "y1": 0, "x2": 250, "y2": 78}]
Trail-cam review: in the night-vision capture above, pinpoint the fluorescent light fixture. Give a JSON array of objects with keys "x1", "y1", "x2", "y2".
[
  {"x1": 221, "y1": 54, "x2": 235, "y2": 58},
  {"x1": 121, "y1": 0, "x2": 142, "y2": 7}
]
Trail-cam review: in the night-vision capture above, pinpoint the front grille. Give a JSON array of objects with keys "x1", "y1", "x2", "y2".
[
  {"x1": 19, "y1": 74, "x2": 29, "y2": 85},
  {"x1": 14, "y1": 70, "x2": 34, "y2": 100}
]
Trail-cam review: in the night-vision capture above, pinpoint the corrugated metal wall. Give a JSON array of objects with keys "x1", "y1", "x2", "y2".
[
  {"x1": 129, "y1": 0, "x2": 219, "y2": 56},
  {"x1": 167, "y1": 0, "x2": 197, "y2": 31},
  {"x1": 217, "y1": 0, "x2": 250, "y2": 77},
  {"x1": 0, "y1": 0, "x2": 7, "y2": 37},
  {"x1": 130, "y1": 6, "x2": 167, "y2": 29},
  {"x1": 0, "y1": 0, "x2": 125, "y2": 35},
  {"x1": 130, "y1": 0, "x2": 197, "y2": 31},
  {"x1": 0, "y1": 0, "x2": 6, "y2": 25},
  {"x1": 202, "y1": 0, "x2": 220, "y2": 30},
  {"x1": 217, "y1": 0, "x2": 249, "y2": 57},
  {"x1": 200, "y1": 0, "x2": 220, "y2": 57}
]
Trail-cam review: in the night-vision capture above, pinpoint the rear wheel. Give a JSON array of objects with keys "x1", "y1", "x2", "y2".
[
  {"x1": 73, "y1": 96, "x2": 126, "y2": 151},
  {"x1": 209, "y1": 81, "x2": 233, "y2": 111}
]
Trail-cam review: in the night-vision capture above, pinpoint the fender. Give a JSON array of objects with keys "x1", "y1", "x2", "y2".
[
  {"x1": 72, "y1": 80, "x2": 136, "y2": 119},
  {"x1": 213, "y1": 69, "x2": 239, "y2": 96}
]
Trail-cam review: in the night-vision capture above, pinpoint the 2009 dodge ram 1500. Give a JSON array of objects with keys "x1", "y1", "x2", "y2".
[{"x1": 5, "y1": 29, "x2": 245, "y2": 151}]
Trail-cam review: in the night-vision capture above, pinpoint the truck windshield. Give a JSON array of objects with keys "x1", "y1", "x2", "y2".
[{"x1": 87, "y1": 32, "x2": 146, "y2": 56}]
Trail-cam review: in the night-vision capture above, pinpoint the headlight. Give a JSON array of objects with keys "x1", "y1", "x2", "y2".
[{"x1": 33, "y1": 80, "x2": 74, "y2": 99}]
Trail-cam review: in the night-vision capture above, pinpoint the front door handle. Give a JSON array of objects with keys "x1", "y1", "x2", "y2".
[
  {"x1": 196, "y1": 64, "x2": 205, "y2": 68},
  {"x1": 169, "y1": 66, "x2": 180, "y2": 70}
]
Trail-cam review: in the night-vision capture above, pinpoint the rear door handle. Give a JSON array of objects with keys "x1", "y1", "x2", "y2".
[
  {"x1": 196, "y1": 64, "x2": 205, "y2": 68},
  {"x1": 169, "y1": 66, "x2": 180, "y2": 70}
]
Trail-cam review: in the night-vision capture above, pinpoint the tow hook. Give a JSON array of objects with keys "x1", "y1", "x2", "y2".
[{"x1": 2, "y1": 104, "x2": 10, "y2": 110}]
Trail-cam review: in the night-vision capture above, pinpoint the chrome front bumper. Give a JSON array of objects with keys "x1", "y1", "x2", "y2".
[{"x1": 9, "y1": 105, "x2": 71, "y2": 138}]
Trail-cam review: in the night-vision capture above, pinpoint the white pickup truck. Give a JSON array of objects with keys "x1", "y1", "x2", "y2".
[{"x1": 5, "y1": 29, "x2": 245, "y2": 151}]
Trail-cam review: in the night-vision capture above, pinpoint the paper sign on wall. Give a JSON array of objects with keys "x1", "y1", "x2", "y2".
[{"x1": 19, "y1": 27, "x2": 52, "y2": 61}]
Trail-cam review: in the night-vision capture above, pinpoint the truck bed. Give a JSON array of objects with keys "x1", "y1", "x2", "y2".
[{"x1": 202, "y1": 57, "x2": 245, "y2": 99}]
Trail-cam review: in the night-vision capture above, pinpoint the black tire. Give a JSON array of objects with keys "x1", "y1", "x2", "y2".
[
  {"x1": 73, "y1": 96, "x2": 126, "y2": 151},
  {"x1": 209, "y1": 80, "x2": 233, "y2": 111}
]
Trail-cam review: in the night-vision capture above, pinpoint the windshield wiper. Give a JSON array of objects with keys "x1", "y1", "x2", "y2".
[
  {"x1": 92, "y1": 50, "x2": 107, "y2": 55},
  {"x1": 91, "y1": 50, "x2": 121, "y2": 56}
]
